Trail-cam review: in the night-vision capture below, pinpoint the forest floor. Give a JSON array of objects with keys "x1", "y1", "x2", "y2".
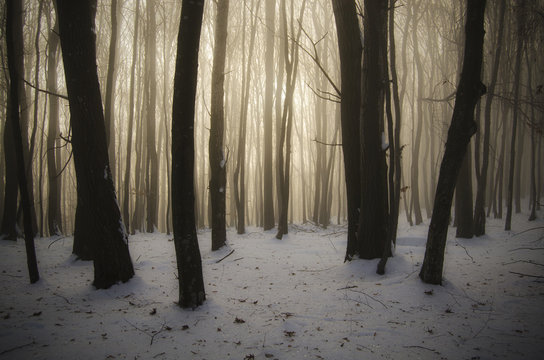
[{"x1": 1, "y1": 211, "x2": 543, "y2": 360}]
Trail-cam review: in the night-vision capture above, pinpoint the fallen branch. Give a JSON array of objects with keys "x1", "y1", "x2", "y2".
[
  {"x1": 0, "y1": 341, "x2": 36, "y2": 355},
  {"x1": 337, "y1": 285, "x2": 358, "y2": 291},
  {"x1": 216, "y1": 249, "x2": 235, "y2": 263},
  {"x1": 124, "y1": 319, "x2": 168, "y2": 346},
  {"x1": 455, "y1": 241, "x2": 474, "y2": 262},
  {"x1": 509, "y1": 271, "x2": 544, "y2": 279},
  {"x1": 512, "y1": 227, "x2": 544, "y2": 237},
  {"x1": 48, "y1": 236, "x2": 68, "y2": 249},
  {"x1": 509, "y1": 247, "x2": 544, "y2": 252},
  {"x1": 403, "y1": 345, "x2": 437, "y2": 353},
  {"x1": 347, "y1": 289, "x2": 388, "y2": 309}
]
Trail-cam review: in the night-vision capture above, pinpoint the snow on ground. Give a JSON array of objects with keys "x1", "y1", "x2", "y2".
[{"x1": 1, "y1": 211, "x2": 543, "y2": 360}]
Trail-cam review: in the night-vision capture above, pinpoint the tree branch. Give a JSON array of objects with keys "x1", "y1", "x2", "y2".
[{"x1": 22, "y1": 78, "x2": 68, "y2": 100}]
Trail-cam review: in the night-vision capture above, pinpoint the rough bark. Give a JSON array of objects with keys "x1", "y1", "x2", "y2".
[
  {"x1": 209, "y1": 0, "x2": 229, "y2": 250},
  {"x1": 57, "y1": 0, "x2": 134, "y2": 288},
  {"x1": 171, "y1": 0, "x2": 206, "y2": 309},
  {"x1": 331, "y1": 0, "x2": 361, "y2": 260},
  {"x1": 358, "y1": 0, "x2": 389, "y2": 260},
  {"x1": 420, "y1": 0, "x2": 486, "y2": 285}
]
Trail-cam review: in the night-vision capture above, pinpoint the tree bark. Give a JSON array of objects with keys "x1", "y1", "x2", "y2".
[
  {"x1": 57, "y1": 0, "x2": 134, "y2": 289},
  {"x1": 171, "y1": 0, "x2": 206, "y2": 309},
  {"x1": 331, "y1": 0, "x2": 361, "y2": 260},
  {"x1": 6, "y1": 0, "x2": 40, "y2": 283},
  {"x1": 104, "y1": 0, "x2": 118, "y2": 183},
  {"x1": 358, "y1": 0, "x2": 389, "y2": 260},
  {"x1": 209, "y1": 0, "x2": 229, "y2": 250},
  {"x1": 420, "y1": 0, "x2": 486, "y2": 285},
  {"x1": 455, "y1": 149, "x2": 474, "y2": 238}
]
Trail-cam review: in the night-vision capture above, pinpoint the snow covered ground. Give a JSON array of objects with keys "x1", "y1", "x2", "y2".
[{"x1": 1, "y1": 211, "x2": 543, "y2": 360}]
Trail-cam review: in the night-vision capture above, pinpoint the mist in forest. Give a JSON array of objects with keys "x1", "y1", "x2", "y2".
[{"x1": 0, "y1": 0, "x2": 543, "y2": 264}]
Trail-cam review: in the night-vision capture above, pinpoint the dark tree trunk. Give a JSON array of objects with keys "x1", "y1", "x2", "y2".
[
  {"x1": 57, "y1": 0, "x2": 134, "y2": 289},
  {"x1": 1, "y1": 91, "x2": 18, "y2": 240},
  {"x1": 505, "y1": 0, "x2": 526, "y2": 231},
  {"x1": 473, "y1": 0, "x2": 505, "y2": 236},
  {"x1": 420, "y1": 0, "x2": 486, "y2": 285},
  {"x1": 358, "y1": 0, "x2": 389, "y2": 260},
  {"x1": 262, "y1": 0, "x2": 275, "y2": 231},
  {"x1": 209, "y1": 0, "x2": 229, "y2": 250},
  {"x1": 6, "y1": 0, "x2": 39, "y2": 283},
  {"x1": 171, "y1": 0, "x2": 206, "y2": 309},
  {"x1": 455, "y1": 149, "x2": 474, "y2": 238},
  {"x1": 331, "y1": 0, "x2": 361, "y2": 260}
]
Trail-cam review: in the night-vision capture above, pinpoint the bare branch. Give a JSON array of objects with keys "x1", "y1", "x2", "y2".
[{"x1": 22, "y1": 78, "x2": 69, "y2": 100}]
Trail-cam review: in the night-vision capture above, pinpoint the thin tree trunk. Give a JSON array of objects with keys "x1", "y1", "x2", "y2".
[
  {"x1": 262, "y1": 0, "x2": 275, "y2": 231},
  {"x1": 505, "y1": 0, "x2": 526, "y2": 231},
  {"x1": 6, "y1": 0, "x2": 40, "y2": 283},
  {"x1": 104, "y1": 0, "x2": 118, "y2": 182},
  {"x1": 122, "y1": 0, "x2": 140, "y2": 234},
  {"x1": 474, "y1": 0, "x2": 505, "y2": 236}
]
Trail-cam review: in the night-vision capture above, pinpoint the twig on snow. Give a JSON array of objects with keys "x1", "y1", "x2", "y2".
[
  {"x1": 403, "y1": 345, "x2": 437, "y2": 353},
  {"x1": 216, "y1": 249, "x2": 235, "y2": 263},
  {"x1": 509, "y1": 271, "x2": 544, "y2": 279},
  {"x1": 509, "y1": 247, "x2": 544, "y2": 252},
  {"x1": 0, "y1": 341, "x2": 36, "y2": 355},
  {"x1": 124, "y1": 319, "x2": 168, "y2": 346},
  {"x1": 454, "y1": 241, "x2": 474, "y2": 262}
]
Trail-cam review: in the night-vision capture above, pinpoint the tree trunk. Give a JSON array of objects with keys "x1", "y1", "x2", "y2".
[
  {"x1": 419, "y1": 0, "x2": 486, "y2": 285},
  {"x1": 57, "y1": 0, "x2": 134, "y2": 289},
  {"x1": 209, "y1": 0, "x2": 229, "y2": 250},
  {"x1": 145, "y1": 0, "x2": 159, "y2": 233},
  {"x1": 358, "y1": 0, "x2": 389, "y2": 260},
  {"x1": 505, "y1": 0, "x2": 526, "y2": 231},
  {"x1": 455, "y1": 149, "x2": 474, "y2": 238},
  {"x1": 171, "y1": 0, "x2": 206, "y2": 309},
  {"x1": 122, "y1": 0, "x2": 140, "y2": 234},
  {"x1": 262, "y1": 0, "x2": 275, "y2": 231},
  {"x1": 6, "y1": 0, "x2": 40, "y2": 283},
  {"x1": 104, "y1": 0, "x2": 118, "y2": 183},
  {"x1": 474, "y1": 0, "x2": 505, "y2": 236},
  {"x1": 331, "y1": 0, "x2": 361, "y2": 260}
]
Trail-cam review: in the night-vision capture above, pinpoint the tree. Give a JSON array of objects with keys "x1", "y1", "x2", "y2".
[
  {"x1": 46, "y1": 8, "x2": 63, "y2": 236},
  {"x1": 262, "y1": 0, "x2": 275, "y2": 231},
  {"x1": 505, "y1": 0, "x2": 527, "y2": 231},
  {"x1": 104, "y1": 0, "x2": 118, "y2": 183},
  {"x1": 209, "y1": 0, "x2": 229, "y2": 250},
  {"x1": 420, "y1": 0, "x2": 486, "y2": 285},
  {"x1": 56, "y1": 0, "x2": 134, "y2": 289},
  {"x1": 171, "y1": 0, "x2": 206, "y2": 308},
  {"x1": 331, "y1": 0, "x2": 361, "y2": 260},
  {"x1": 6, "y1": 0, "x2": 39, "y2": 283},
  {"x1": 358, "y1": 0, "x2": 389, "y2": 260},
  {"x1": 122, "y1": 0, "x2": 140, "y2": 233},
  {"x1": 455, "y1": 150, "x2": 474, "y2": 238},
  {"x1": 473, "y1": 0, "x2": 506, "y2": 236}
]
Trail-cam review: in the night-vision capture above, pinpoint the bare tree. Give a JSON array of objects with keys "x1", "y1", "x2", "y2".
[
  {"x1": 57, "y1": 0, "x2": 134, "y2": 288},
  {"x1": 171, "y1": 0, "x2": 206, "y2": 308},
  {"x1": 420, "y1": 0, "x2": 486, "y2": 285},
  {"x1": 209, "y1": 0, "x2": 229, "y2": 249}
]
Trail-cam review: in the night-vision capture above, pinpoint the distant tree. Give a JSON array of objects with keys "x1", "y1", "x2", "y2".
[
  {"x1": 262, "y1": 0, "x2": 276, "y2": 231},
  {"x1": 420, "y1": 0, "x2": 486, "y2": 285},
  {"x1": 473, "y1": 0, "x2": 506, "y2": 236},
  {"x1": 104, "y1": 0, "x2": 118, "y2": 182},
  {"x1": 6, "y1": 0, "x2": 39, "y2": 283},
  {"x1": 122, "y1": 0, "x2": 140, "y2": 233},
  {"x1": 505, "y1": 0, "x2": 527, "y2": 231},
  {"x1": 331, "y1": 0, "x2": 362, "y2": 260},
  {"x1": 46, "y1": 8, "x2": 63, "y2": 236},
  {"x1": 56, "y1": 0, "x2": 134, "y2": 289},
  {"x1": 171, "y1": 0, "x2": 206, "y2": 308},
  {"x1": 209, "y1": 0, "x2": 229, "y2": 250}
]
